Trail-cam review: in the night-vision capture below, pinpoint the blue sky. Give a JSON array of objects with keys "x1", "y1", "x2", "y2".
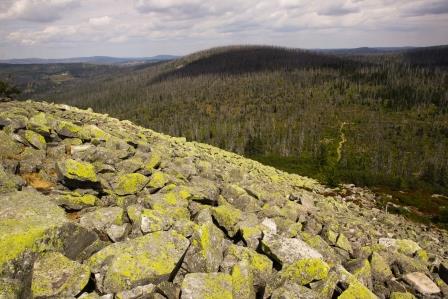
[{"x1": 0, "y1": 0, "x2": 447, "y2": 59}]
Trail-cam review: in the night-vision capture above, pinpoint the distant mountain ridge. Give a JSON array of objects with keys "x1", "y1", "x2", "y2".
[{"x1": 0, "y1": 55, "x2": 179, "y2": 65}]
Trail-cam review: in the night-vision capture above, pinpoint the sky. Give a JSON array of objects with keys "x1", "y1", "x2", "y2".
[{"x1": 0, "y1": 0, "x2": 447, "y2": 59}]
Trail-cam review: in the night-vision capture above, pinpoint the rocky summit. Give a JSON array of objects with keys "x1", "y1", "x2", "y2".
[{"x1": 0, "y1": 100, "x2": 447, "y2": 299}]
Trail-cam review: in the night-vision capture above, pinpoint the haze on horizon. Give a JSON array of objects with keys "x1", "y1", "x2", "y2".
[{"x1": 0, "y1": 0, "x2": 447, "y2": 59}]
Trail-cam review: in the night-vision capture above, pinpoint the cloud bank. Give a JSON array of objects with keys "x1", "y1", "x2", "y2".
[{"x1": 0, "y1": 0, "x2": 447, "y2": 58}]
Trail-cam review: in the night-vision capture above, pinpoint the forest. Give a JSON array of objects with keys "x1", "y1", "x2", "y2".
[{"x1": 2, "y1": 45, "x2": 448, "y2": 223}]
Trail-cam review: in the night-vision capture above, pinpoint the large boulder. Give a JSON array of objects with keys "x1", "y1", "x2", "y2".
[
  {"x1": 181, "y1": 273, "x2": 233, "y2": 299},
  {"x1": 183, "y1": 222, "x2": 225, "y2": 272},
  {"x1": 112, "y1": 173, "x2": 150, "y2": 196},
  {"x1": 0, "y1": 189, "x2": 96, "y2": 297},
  {"x1": 57, "y1": 159, "x2": 98, "y2": 184},
  {"x1": 31, "y1": 252, "x2": 90, "y2": 298},
  {"x1": 87, "y1": 230, "x2": 189, "y2": 293},
  {"x1": 403, "y1": 272, "x2": 441, "y2": 296},
  {"x1": 261, "y1": 233, "x2": 322, "y2": 266}
]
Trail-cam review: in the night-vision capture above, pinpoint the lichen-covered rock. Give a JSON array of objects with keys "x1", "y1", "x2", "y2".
[
  {"x1": 271, "y1": 282, "x2": 319, "y2": 299},
  {"x1": 0, "y1": 278, "x2": 21, "y2": 299},
  {"x1": 379, "y1": 238, "x2": 421, "y2": 256},
  {"x1": 143, "y1": 152, "x2": 162, "y2": 174},
  {"x1": 80, "y1": 207, "x2": 125, "y2": 232},
  {"x1": 184, "y1": 222, "x2": 225, "y2": 272},
  {"x1": 338, "y1": 281, "x2": 377, "y2": 299},
  {"x1": 240, "y1": 225, "x2": 263, "y2": 249},
  {"x1": 181, "y1": 273, "x2": 233, "y2": 299},
  {"x1": 261, "y1": 233, "x2": 322, "y2": 266},
  {"x1": 147, "y1": 171, "x2": 168, "y2": 189},
  {"x1": 0, "y1": 190, "x2": 68, "y2": 273},
  {"x1": 1, "y1": 100, "x2": 448, "y2": 299},
  {"x1": 279, "y1": 258, "x2": 330, "y2": 286},
  {"x1": 232, "y1": 261, "x2": 255, "y2": 299},
  {"x1": 24, "y1": 129, "x2": 46, "y2": 150},
  {"x1": 212, "y1": 203, "x2": 242, "y2": 237},
  {"x1": 27, "y1": 112, "x2": 51, "y2": 136},
  {"x1": 88, "y1": 231, "x2": 189, "y2": 293},
  {"x1": 54, "y1": 119, "x2": 88, "y2": 139},
  {"x1": 0, "y1": 165, "x2": 20, "y2": 193},
  {"x1": 370, "y1": 252, "x2": 392, "y2": 282},
  {"x1": 112, "y1": 173, "x2": 149, "y2": 195},
  {"x1": 221, "y1": 244, "x2": 272, "y2": 287},
  {"x1": 336, "y1": 266, "x2": 377, "y2": 299},
  {"x1": 106, "y1": 223, "x2": 130, "y2": 242},
  {"x1": 115, "y1": 284, "x2": 156, "y2": 299},
  {"x1": 53, "y1": 191, "x2": 97, "y2": 210},
  {"x1": 140, "y1": 208, "x2": 173, "y2": 233},
  {"x1": 344, "y1": 259, "x2": 372, "y2": 290},
  {"x1": 390, "y1": 292, "x2": 416, "y2": 299},
  {"x1": 0, "y1": 130, "x2": 23, "y2": 160},
  {"x1": 336, "y1": 233, "x2": 353, "y2": 254},
  {"x1": 31, "y1": 252, "x2": 90, "y2": 298},
  {"x1": 57, "y1": 159, "x2": 98, "y2": 183}
]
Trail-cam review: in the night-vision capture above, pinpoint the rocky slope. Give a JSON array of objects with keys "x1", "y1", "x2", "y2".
[{"x1": 0, "y1": 100, "x2": 447, "y2": 299}]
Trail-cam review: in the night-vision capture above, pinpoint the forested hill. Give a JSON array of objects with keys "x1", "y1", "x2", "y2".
[
  {"x1": 150, "y1": 46, "x2": 355, "y2": 82},
  {"x1": 3, "y1": 45, "x2": 448, "y2": 224}
]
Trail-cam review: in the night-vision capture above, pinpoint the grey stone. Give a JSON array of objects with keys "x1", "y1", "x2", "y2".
[{"x1": 403, "y1": 272, "x2": 440, "y2": 295}]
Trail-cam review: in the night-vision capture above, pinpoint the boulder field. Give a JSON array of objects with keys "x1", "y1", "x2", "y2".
[{"x1": 0, "y1": 100, "x2": 447, "y2": 299}]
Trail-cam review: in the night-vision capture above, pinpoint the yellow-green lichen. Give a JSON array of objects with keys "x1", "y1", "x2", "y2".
[
  {"x1": 24, "y1": 130, "x2": 46, "y2": 150},
  {"x1": 336, "y1": 233, "x2": 353, "y2": 254},
  {"x1": 370, "y1": 252, "x2": 392, "y2": 279},
  {"x1": 31, "y1": 252, "x2": 90, "y2": 298},
  {"x1": 396, "y1": 239, "x2": 421, "y2": 256},
  {"x1": 241, "y1": 226, "x2": 262, "y2": 240},
  {"x1": 227, "y1": 245, "x2": 272, "y2": 275},
  {"x1": 145, "y1": 153, "x2": 162, "y2": 172},
  {"x1": 147, "y1": 171, "x2": 167, "y2": 189},
  {"x1": 415, "y1": 249, "x2": 428, "y2": 263},
  {"x1": 182, "y1": 273, "x2": 233, "y2": 299},
  {"x1": 88, "y1": 231, "x2": 189, "y2": 293},
  {"x1": 60, "y1": 193, "x2": 97, "y2": 208},
  {"x1": 0, "y1": 192, "x2": 68, "y2": 269},
  {"x1": 114, "y1": 173, "x2": 149, "y2": 195},
  {"x1": 338, "y1": 281, "x2": 377, "y2": 299},
  {"x1": 232, "y1": 262, "x2": 255, "y2": 299},
  {"x1": 55, "y1": 120, "x2": 88, "y2": 139},
  {"x1": 280, "y1": 258, "x2": 330, "y2": 285},
  {"x1": 390, "y1": 292, "x2": 417, "y2": 299},
  {"x1": 63, "y1": 159, "x2": 98, "y2": 182},
  {"x1": 84, "y1": 124, "x2": 110, "y2": 141},
  {"x1": 27, "y1": 112, "x2": 50, "y2": 135},
  {"x1": 212, "y1": 204, "x2": 242, "y2": 236}
]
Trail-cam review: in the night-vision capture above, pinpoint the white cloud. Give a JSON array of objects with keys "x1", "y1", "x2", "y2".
[
  {"x1": 89, "y1": 16, "x2": 111, "y2": 26},
  {"x1": 0, "y1": 0, "x2": 447, "y2": 58},
  {"x1": 0, "y1": 0, "x2": 80, "y2": 23}
]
